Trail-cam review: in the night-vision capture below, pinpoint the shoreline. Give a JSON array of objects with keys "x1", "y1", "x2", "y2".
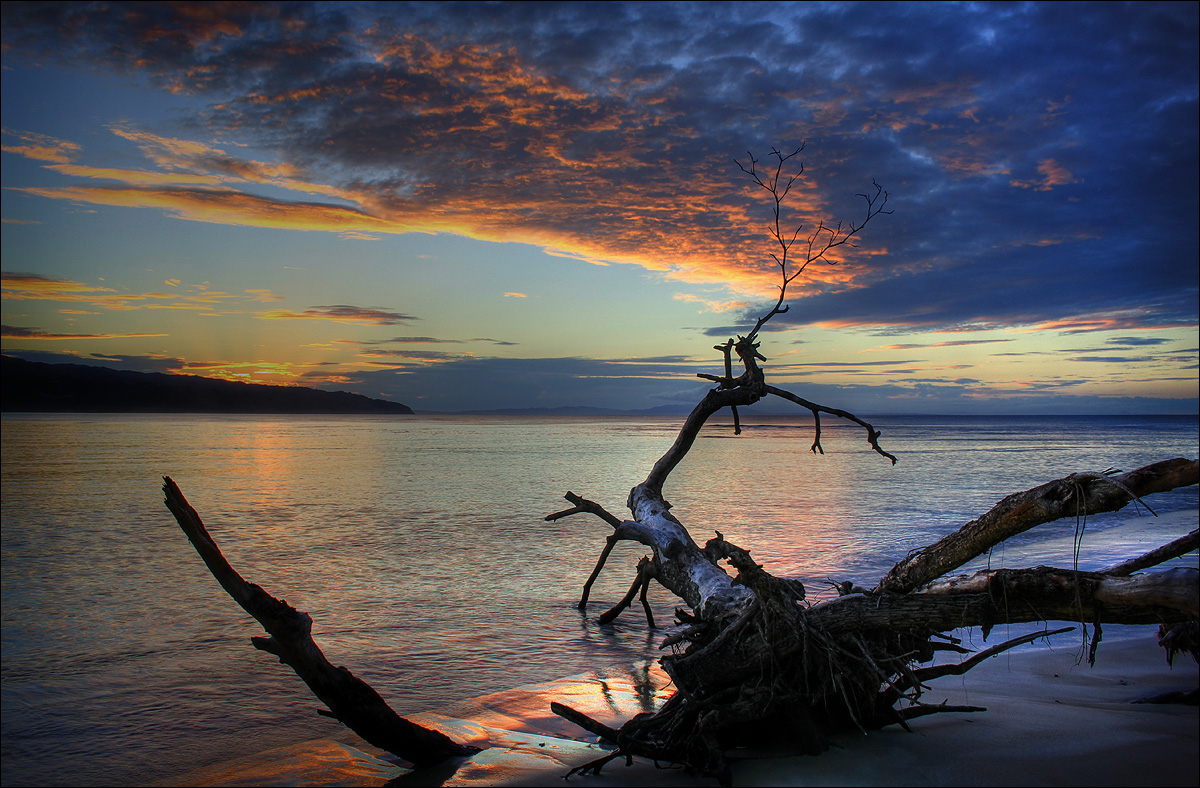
[{"x1": 171, "y1": 624, "x2": 1198, "y2": 788}]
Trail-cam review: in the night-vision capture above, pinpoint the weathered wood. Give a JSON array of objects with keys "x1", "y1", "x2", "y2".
[
  {"x1": 544, "y1": 492, "x2": 624, "y2": 609},
  {"x1": 875, "y1": 458, "x2": 1200, "y2": 594},
  {"x1": 811, "y1": 567, "x2": 1197, "y2": 634},
  {"x1": 555, "y1": 446, "x2": 1198, "y2": 785},
  {"x1": 1104, "y1": 529, "x2": 1199, "y2": 576},
  {"x1": 894, "y1": 626, "x2": 1075, "y2": 690},
  {"x1": 162, "y1": 477, "x2": 478, "y2": 768}
]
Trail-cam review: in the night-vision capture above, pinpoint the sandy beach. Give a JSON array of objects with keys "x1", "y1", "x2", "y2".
[{"x1": 172, "y1": 622, "x2": 1198, "y2": 788}]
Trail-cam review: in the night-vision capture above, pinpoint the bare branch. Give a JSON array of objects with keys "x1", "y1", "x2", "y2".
[
  {"x1": 545, "y1": 490, "x2": 623, "y2": 528},
  {"x1": 765, "y1": 385, "x2": 896, "y2": 463},
  {"x1": 890, "y1": 627, "x2": 1074, "y2": 694},
  {"x1": 161, "y1": 477, "x2": 478, "y2": 767},
  {"x1": 733, "y1": 147, "x2": 891, "y2": 345},
  {"x1": 598, "y1": 555, "x2": 658, "y2": 627},
  {"x1": 1103, "y1": 529, "x2": 1199, "y2": 576}
]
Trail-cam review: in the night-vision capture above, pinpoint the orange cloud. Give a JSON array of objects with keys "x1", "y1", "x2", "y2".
[
  {"x1": 673, "y1": 293, "x2": 751, "y2": 313},
  {"x1": 1011, "y1": 158, "x2": 1080, "y2": 191},
  {"x1": 2, "y1": 272, "x2": 115, "y2": 296},
  {"x1": 14, "y1": 185, "x2": 396, "y2": 233},
  {"x1": 46, "y1": 163, "x2": 226, "y2": 187},
  {"x1": 1, "y1": 272, "x2": 280, "y2": 313},
  {"x1": 1023, "y1": 312, "x2": 1193, "y2": 334},
  {"x1": 9, "y1": 104, "x2": 893, "y2": 302},
  {"x1": 1, "y1": 129, "x2": 82, "y2": 164}
]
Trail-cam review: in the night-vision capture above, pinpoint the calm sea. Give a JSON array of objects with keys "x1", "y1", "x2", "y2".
[{"x1": 2, "y1": 413, "x2": 1197, "y2": 786}]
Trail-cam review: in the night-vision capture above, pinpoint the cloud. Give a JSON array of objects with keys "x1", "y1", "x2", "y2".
[
  {"x1": 244, "y1": 289, "x2": 285, "y2": 302},
  {"x1": 357, "y1": 335, "x2": 517, "y2": 346},
  {"x1": 863, "y1": 339, "x2": 1015, "y2": 352},
  {"x1": 331, "y1": 355, "x2": 711, "y2": 412},
  {"x1": 2, "y1": 324, "x2": 167, "y2": 340},
  {"x1": 674, "y1": 293, "x2": 752, "y2": 314},
  {"x1": 1, "y1": 128, "x2": 81, "y2": 163},
  {"x1": 1, "y1": 1, "x2": 1196, "y2": 335},
  {"x1": 1010, "y1": 158, "x2": 1081, "y2": 191},
  {"x1": 1, "y1": 272, "x2": 280, "y2": 313},
  {"x1": 1104, "y1": 336, "x2": 1174, "y2": 347},
  {"x1": 1067, "y1": 355, "x2": 1156, "y2": 365},
  {"x1": 258, "y1": 304, "x2": 417, "y2": 325},
  {"x1": 318, "y1": 353, "x2": 1198, "y2": 415},
  {"x1": 2, "y1": 349, "x2": 185, "y2": 373},
  {"x1": 2, "y1": 272, "x2": 115, "y2": 296},
  {"x1": 13, "y1": 185, "x2": 398, "y2": 234}
]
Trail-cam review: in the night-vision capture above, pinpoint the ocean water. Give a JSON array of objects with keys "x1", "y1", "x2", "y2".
[{"x1": 1, "y1": 413, "x2": 1197, "y2": 787}]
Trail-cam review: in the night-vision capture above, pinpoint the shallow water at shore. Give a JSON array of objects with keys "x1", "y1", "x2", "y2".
[
  {"x1": 2, "y1": 413, "x2": 1197, "y2": 786},
  {"x1": 166, "y1": 624, "x2": 1198, "y2": 788}
]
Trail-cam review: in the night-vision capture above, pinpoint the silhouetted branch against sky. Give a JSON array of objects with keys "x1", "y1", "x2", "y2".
[{"x1": 2, "y1": 2, "x2": 1196, "y2": 413}]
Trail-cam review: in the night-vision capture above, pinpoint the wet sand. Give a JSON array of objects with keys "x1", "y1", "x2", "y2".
[{"x1": 172, "y1": 624, "x2": 1197, "y2": 787}]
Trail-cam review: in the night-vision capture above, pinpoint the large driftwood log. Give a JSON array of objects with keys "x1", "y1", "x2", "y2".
[
  {"x1": 162, "y1": 453, "x2": 1197, "y2": 779},
  {"x1": 549, "y1": 446, "x2": 1197, "y2": 783}
]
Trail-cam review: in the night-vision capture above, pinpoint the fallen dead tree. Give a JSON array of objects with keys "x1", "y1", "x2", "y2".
[
  {"x1": 162, "y1": 148, "x2": 1198, "y2": 785},
  {"x1": 542, "y1": 447, "x2": 1196, "y2": 783}
]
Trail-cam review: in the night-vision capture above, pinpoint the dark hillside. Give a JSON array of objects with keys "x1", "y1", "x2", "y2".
[{"x1": 1, "y1": 356, "x2": 413, "y2": 414}]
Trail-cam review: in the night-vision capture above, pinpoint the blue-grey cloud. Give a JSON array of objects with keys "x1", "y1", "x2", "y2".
[
  {"x1": 260, "y1": 305, "x2": 417, "y2": 325},
  {"x1": 314, "y1": 353, "x2": 1196, "y2": 416},
  {"x1": 1105, "y1": 336, "x2": 1174, "y2": 347}
]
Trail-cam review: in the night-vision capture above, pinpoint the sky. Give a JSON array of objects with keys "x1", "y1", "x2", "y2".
[{"x1": 2, "y1": 1, "x2": 1197, "y2": 415}]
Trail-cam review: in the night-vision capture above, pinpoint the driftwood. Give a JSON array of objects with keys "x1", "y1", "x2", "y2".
[
  {"x1": 544, "y1": 455, "x2": 1197, "y2": 783},
  {"x1": 161, "y1": 148, "x2": 1198, "y2": 784},
  {"x1": 162, "y1": 477, "x2": 478, "y2": 767}
]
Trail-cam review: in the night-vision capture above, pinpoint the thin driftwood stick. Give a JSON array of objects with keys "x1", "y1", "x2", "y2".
[
  {"x1": 545, "y1": 492, "x2": 624, "y2": 609},
  {"x1": 895, "y1": 626, "x2": 1075, "y2": 691},
  {"x1": 1103, "y1": 530, "x2": 1199, "y2": 576},
  {"x1": 162, "y1": 477, "x2": 478, "y2": 767},
  {"x1": 599, "y1": 555, "x2": 657, "y2": 626}
]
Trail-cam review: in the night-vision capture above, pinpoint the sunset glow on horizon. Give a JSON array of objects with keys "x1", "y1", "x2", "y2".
[{"x1": 2, "y1": 1, "x2": 1197, "y2": 414}]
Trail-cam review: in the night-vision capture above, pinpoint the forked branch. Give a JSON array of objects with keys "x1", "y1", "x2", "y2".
[{"x1": 735, "y1": 145, "x2": 892, "y2": 344}]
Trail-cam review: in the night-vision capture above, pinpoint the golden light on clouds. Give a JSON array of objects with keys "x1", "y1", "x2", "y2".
[
  {"x1": 2, "y1": 273, "x2": 282, "y2": 314},
  {"x1": 0, "y1": 129, "x2": 82, "y2": 164}
]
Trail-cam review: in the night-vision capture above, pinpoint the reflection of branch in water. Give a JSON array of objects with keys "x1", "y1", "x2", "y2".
[{"x1": 630, "y1": 660, "x2": 658, "y2": 713}]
